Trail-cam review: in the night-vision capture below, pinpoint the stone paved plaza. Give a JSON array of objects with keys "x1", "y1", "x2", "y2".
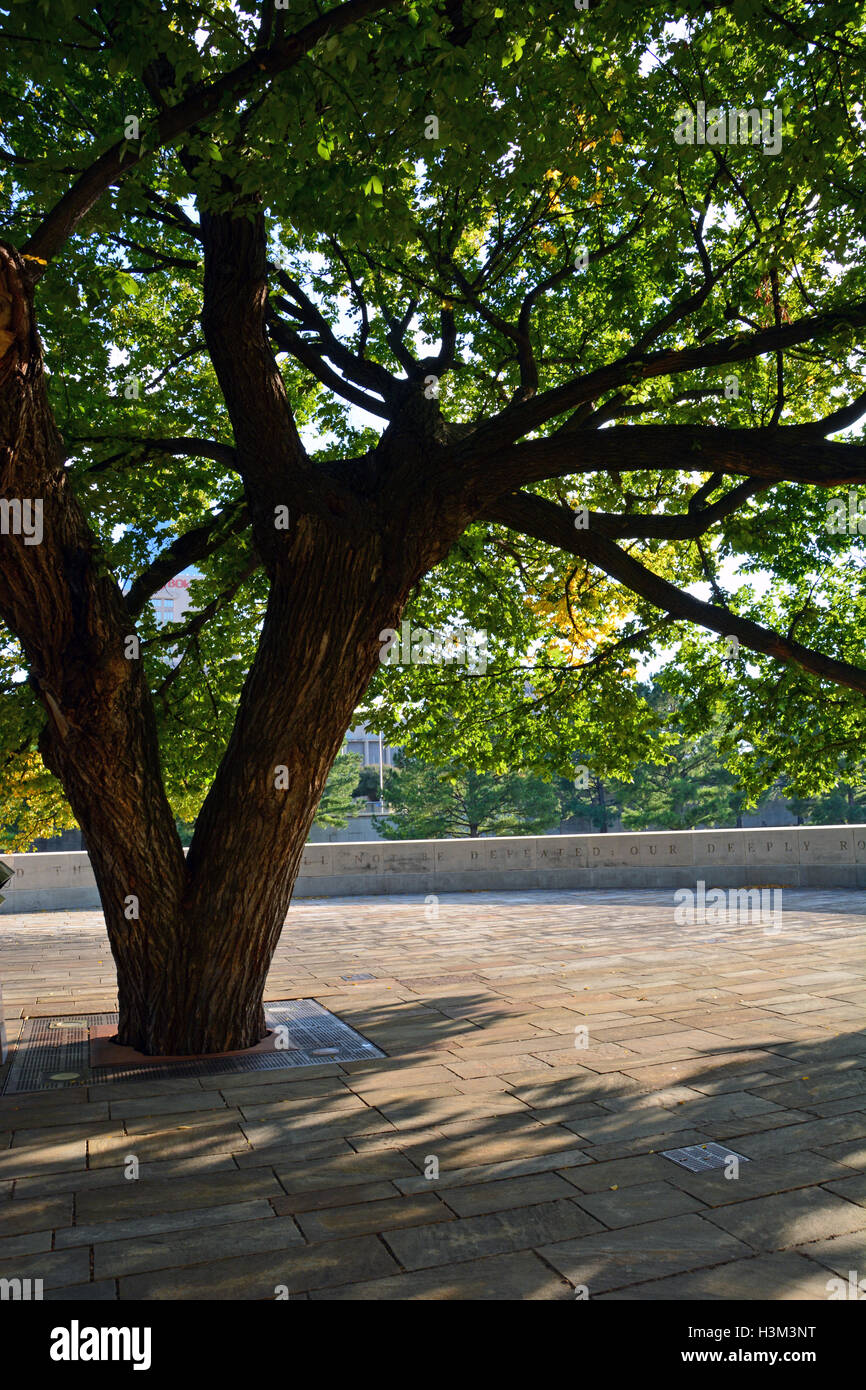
[{"x1": 1, "y1": 889, "x2": 865, "y2": 1301}]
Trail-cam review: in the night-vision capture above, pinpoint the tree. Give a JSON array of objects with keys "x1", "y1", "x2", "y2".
[
  {"x1": 1, "y1": 1, "x2": 865, "y2": 1052},
  {"x1": 616, "y1": 731, "x2": 745, "y2": 830},
  {"x1": 780, "y1": 754, "x2": 866, "y2": 824},
  {"x1": 590, "y1": 684, "x2": 748, "y2": 830},
  {"x1": 314, "y1": 751, "x2": 364, "y2": 827},
  {"x1": 373, "y1": 755, "x2": 559, "y2": 838},
  {"x1": 806, "y1": 783, "x2": 866, "y2": 824},
  {"x1": 558, "y1": 773, "x2": 620, "y2": 834}
]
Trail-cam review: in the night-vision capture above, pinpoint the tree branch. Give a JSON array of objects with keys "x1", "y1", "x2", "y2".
[
  {"x1": 124, "y1": 497, "x2": 250, "y2": 618},
  {"x1": 460, "y1": 300, "x2": 866, "y2": 453},
  {"x1": 200, "y1": 205, "x2": 310, "y2": 565},
  {"x1": 266, "y1": 308, "x2": 391, "y2": 418},
  {"x1": 21, "y1": 0, "x2": 405, "y2": 268},
  {"x1": 453, "y1": 423, "x2": 866, "y2": 503},
  {"x1": 484, "y1": 490, "x2": 866, "y2": 695},
  {"x1": 270, "y1": 267, "x2": 397, "y2": 399},
  {"x1": 74, "y1": 436, "x2": 239, "y2": 476},
  {"x1": 570, "y1": 478, "x2": 765, "y2": 540}
]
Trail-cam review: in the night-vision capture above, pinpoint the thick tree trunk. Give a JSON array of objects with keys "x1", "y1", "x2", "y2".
[
  {"x1": 1, "y1": 225, "x2": 465, "y2": 1056},
  {"x1": 115, "y1": 525, "x2": 422, "y2": 1055},
  {"x1": 1, "y1": 243, "x2": 187, "y2": 1048}
]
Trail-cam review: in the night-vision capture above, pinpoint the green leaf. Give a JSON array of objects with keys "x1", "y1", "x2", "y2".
[{"x1": 114, "y1": 271, "x2": 140, "y2": 297}]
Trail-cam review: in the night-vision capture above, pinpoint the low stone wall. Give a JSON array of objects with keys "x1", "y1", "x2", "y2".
[{"x1": 1, "y1": 826, "x2": 864, "y2": 913}]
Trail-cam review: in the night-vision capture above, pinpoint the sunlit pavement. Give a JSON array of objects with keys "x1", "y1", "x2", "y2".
[{"x1": 1, "y1": 889, "x2": 864, "y2": 1300}]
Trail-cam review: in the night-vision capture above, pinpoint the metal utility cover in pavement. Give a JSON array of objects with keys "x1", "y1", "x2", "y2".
[
  {"x1": 662, "y1": 1142, "x2": 751, "y2": 1173},
  {"x1": 1, "y1": 999, "x2": 384, "y2": 1094},
  {"x1": 341, "y1": 973, "x2": 374, "y2": 981}
]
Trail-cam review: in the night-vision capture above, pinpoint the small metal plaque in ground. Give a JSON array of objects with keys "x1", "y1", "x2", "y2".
[
  {"x1": 341, "y1": 973, "x2": 375, "y2": 981},
  {"x1": 662, "y1": 1142, "x2": 751, "y2": 1173},
  {"x1": 1, "y1": 999, "x2": 384, "y2": 1094}
]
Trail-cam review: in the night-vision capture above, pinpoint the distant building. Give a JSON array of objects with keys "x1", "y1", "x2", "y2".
[
  {"x1": 307, "y1": 723, "x2": 400, "y2": 843},
  {"x1": 342, "y1": 723, "x2": 397, "y2": 774},
  {"x1": 150, "y1": 576, "x2": 193, "y2": 625}
]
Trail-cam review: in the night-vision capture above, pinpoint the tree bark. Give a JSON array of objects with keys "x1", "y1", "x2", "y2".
[
  {"x1": 0, "y1": 233, "x2": 458, "y2": 1055},
  {"x1": 0, "y1": 243, "x2": 187, "y2": 1049}
]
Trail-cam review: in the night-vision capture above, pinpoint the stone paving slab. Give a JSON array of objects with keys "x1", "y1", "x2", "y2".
[
  {"x1": 53, "y1": 1199, "x2": 277, "y2": 1250},
  {"x1": 701, "y1": 1186, "x2": 866, "y2": 1250},
  {"x1": 594, "y1": 1251, "x2": 837, "y2": 1300},
  {"x1": 75, "y1": 1169, "x2": 285, "y2": 1224},
  {"x1": 118, "y1": 1232, "x2": 399, "y2": 1300},
  {"x1": 538, "y1": 1213, "x2": 754, "y2": 1294},
  {"x1": 0, "y1": 887, "x2": 864, "y2": 1299},
  {"x1": 822, "y1": 1171, "x2": 866, "y2": 1205},
  {"x1": 0, "y1": 1193, "x2": 72, "y2": 1235},
  {"x1": 790, "y1": 1229, "x2": 866, "y2": 1281},
  {"x1": 660, "y1": 1150, "x2": 855, "y2": 1206},
  {"x1": 295, "y1": 1191, "x2": 450, "y2": 1242},
  {"x1": 11, "y1": 1153, "x2": 240, "y2": 1199},
  {"x1": 383, "y1": 1198, "x2": 604, "y2": 1269},
  {"x1": 271, "y1": 1181, "x2": 400, "y2": 1215},
  {"x1": 571, "y1": 1179, "x2": 707, "y2": 1228},
  {"x1": 0, "y1": 1245, "x2": 90, "y2": 1290},
  {"x1": 94, "y1": 1211, "x2": 306, "y2": 1280},
  {"x1": 45, "y1": 1279, "x2": 118, "y2": 1301},
  {"x1": 437, "y1": 1171, "x2": 579, "y2": 1217},
  {"x1": 0, "y1": 1228, "x2": 53, "y2": 1257},
  {"x1": 310, "y1": 1250, "x2": 574, "y2": 1300},
  {"x1": 394, "y1": 1147, "x2": 593, "y2": 1194}
]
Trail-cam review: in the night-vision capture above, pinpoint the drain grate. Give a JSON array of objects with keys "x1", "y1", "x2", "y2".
[
  {"x1": 3, "y1": 1013, "x2": 112, "y2": 1093},
  {"x1": 1, "y1": 1000, "x2": 384, "y2": 1094},
  {"x1": 662, "y1": 1142, "x2": 751, "y2": 1173}
]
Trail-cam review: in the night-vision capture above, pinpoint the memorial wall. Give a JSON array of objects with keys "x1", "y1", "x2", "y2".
[{"x1": 0, "y1": 826, "x2": 863, "y2": 912}]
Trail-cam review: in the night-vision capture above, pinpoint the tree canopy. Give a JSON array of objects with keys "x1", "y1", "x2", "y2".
[{"x1": 2, "y1": 0, "x2": 866, "y2": 833}]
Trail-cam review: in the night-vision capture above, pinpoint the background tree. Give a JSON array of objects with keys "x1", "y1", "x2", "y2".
[
  {"x1": 1, "y1": 0, "x2": 865, "y2": 1052},
  {"x1": 616, "y1": 732, "x2": 745, "y2": 830},
  {"x1": 314, "y1": 751, "x2": 364, "y2": 827},
  {"x1": 806, "y1": 783, "x2": 866, "y2": 823},
  {"x1": 373, "y1": 755, "x2": 560, "y2": 838},
  {"x1": 779, "y1": 755, "x2": 866, "y2": 824},
  {"x1": 557, "y1": 773, "x2": 619, "y2": 834}
]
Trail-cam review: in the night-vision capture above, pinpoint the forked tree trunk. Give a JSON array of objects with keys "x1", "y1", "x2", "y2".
[
  {"x1": 1, "y1": 239, "x2": 455, "y2": 1055},
  {"x1": 108, "y1": 525, "x2": 420, "y2": 1055}
]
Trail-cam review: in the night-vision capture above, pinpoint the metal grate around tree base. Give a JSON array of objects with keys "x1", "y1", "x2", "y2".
[
  {"x1": 1, "y1": 1000, "x2": 384, "y2": 1094},
  {"x1": 661, "y1": 1142, "x2": 751, "y2": 1173}
]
